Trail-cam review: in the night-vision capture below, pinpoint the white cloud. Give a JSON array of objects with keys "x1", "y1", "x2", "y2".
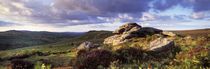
[
  {"x1": 191, "y1": 11, "x2": 205, "y2": 19},
  {"x1": 140, "y1": 12, "x2": 156, "y2": 21},
  {"x1": 190, "y1": 11, "x2": 210, "y2": 20}
]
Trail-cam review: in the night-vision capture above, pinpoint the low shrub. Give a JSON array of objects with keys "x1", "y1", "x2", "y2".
[
  {"x1": 172, "y1": 46, "x2": 209, "y2": 68},
  {"x1": 77, "y1": 49, "x2": 88, "y2": 57},
  {"x1": 11, "y1": 59, "x2": 34, "y2": 69},
  {"x1": 115, "y1": 47, "x2": 145, "y2": 63},
  {"x1": 39, "y1": 59, "x2": 51, "y2": 66},
  {"x1": 75, "y1": 49, "x2": 115, "y2": 69}
]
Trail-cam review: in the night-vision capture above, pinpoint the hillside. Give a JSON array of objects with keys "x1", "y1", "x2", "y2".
[
  {"x1": 0, "y1": 28, "x2": 209, "y2": 69},
  {"x1": 0, "y1": 31, "x2": 114, "y2": 67},
  {"x1": 0, "y1": 30, "x2": 83, "y2": 50},
  {"x1": 173, "y1": 28, "x2": 210, "y2": 37}
]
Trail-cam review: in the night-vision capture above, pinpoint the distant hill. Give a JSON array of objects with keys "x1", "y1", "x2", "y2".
[
  {"x1": 47, "y1": 30, "x2": 114, "y2": 48},
  {"x1": 0, "y1": 30, "x2": 84, "y2": 50},
  {"x1": 173, "y1": 28, "x2": 210, "y2": 37},
  {"x1": 0, "y1": 31, "x2": 114, "y2": 62}
]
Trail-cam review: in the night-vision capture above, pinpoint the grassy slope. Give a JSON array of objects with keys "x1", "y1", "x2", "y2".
[
  {"x1": 0, "y1": 31, "x2": 114, "y2": 67},
  {"x1": 109, "y1": 29, "x2": 208, "y2": 69},
  {"x1": 0, "y1": 30, "x2": 82, "y2": 50},
  {"x1": 103, "y1": 29, "x2": 209, "y2": 68}
]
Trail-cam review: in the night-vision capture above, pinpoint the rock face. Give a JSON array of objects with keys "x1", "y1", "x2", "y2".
[
  {"x1": 104, "y1": 23, "x2": 162, "y2": 45},
  {"x1": 77, "y1": 41, "x2": 94, "y2": 50},
  {"x1": 148, "y1": 38, "x2": 174, "y2": 52},
  {"x1": 162, "y1": 31, "x2": 177, "y2": 37}
]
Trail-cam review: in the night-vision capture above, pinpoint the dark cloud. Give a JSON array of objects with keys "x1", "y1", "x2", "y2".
[
  {"x1": 0, "y1": 0, "x2": 154, "y2": 26},
  {"x1": 46, "y1": 0, "x2": 153, "y2": 25},
  {"x1": 152, "y1": 0, "x2": 180, "y2": 11},
  {"x1": 152, "y1": 0, "x2": 210, "y2": 12},
  {"x1": 32, "y1": 0, "x2": 154, "y2": 26},
  {"x1": 193, "y1": 0, "x2": 210, "y2": 12},
  {"x1": 53, "y1": 0, "x2": 152, "y2": 16},
  {"x1": 0, "y1": 0, "x2": 209, "y2": 28}
]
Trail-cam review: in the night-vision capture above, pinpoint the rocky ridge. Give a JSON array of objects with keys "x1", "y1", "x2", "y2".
[
  {"x1": 104, "y1": 22, "x2": 178, "y2": 52},
  {"x1": 104, "y1": 23, "x2": 163, "y2": 45},
  {"x1": 78, "y1": 22, "x2": 179, "y2": 52}
]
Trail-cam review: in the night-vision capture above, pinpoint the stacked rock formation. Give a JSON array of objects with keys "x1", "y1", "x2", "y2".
[
  {"x1": 104, "y1": 23, "x2": 162, "y2": 45},
  {"x1": 104, "y1": 22, "x2": 176, "y2": 52}
]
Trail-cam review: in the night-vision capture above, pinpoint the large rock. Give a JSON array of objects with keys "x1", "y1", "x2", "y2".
[
  {"x1": 104, "y1": 23, "x2": 163, "y2": 45},
  {"x1": 103, "y1": 35, "x2": 127, "y2": 45},
  {"x1": 121, "y1": 26, "x2": 141, "y2": 39},
  {"x1": 162, "y1": 31, "x2": 177, "y2": 37},
  {"x1": 113, "y1": 23, "x2": 141, "y2": 34},
  {"x1": 77, "y1": 41, "x2": 94, "y2": 50},
  {"x1": 148, "y1": 38, "x2": 174, "y2": 52},
  {"x1": 138, "y1": 27, "x2": 162, "y2": 37}
]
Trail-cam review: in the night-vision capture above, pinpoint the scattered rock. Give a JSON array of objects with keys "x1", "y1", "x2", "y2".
[
  {"x1": 77, "y1": 41, "x2": 94, "y2": 50},
  {"x1": 162, "y1": 31, "x2": 177, "y2": 37},
  {"x1": 148, "y1": 38, "x2": 174, "y2": 52}
]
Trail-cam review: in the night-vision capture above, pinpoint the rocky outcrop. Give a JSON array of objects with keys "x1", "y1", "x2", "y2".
[
  {"x1": 104, "y1": 23, "x2": 162, "y2": 45},
  {"x1": 77, "y1": 41, "x2": 94, "y2": 50},
  {"x1": 113, "y1": 23, "x2": 141, "y2": 34},
  {"x1": 148, "y1": 38, "x2": 174, "y2": 52},
  {"x1": 162, "y1": 31, "x2": 177, "y2": 37}
]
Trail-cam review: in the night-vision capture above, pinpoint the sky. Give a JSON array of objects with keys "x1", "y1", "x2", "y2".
[{"x1": 0, "y1": 0, "x2": 210, "y2": 32}]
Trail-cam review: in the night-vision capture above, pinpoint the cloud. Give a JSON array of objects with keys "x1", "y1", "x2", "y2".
[
  {"x1": 151, "y1": 0, "x2": 210, "y2": 20},
  {"x1": 190, "y1": 11, "x2": 210, "y2": 19},
  {"x1": 140, "y1": 12, "x2": 156, "y2": 21},
  {"x1": 48, "y1": 0, "x2": 153, "y2": 25},
  {"x1": 191, "y1": 11, "x2": 206, "y2": 19},
  {"x1": 152, "y1": 0, "x2": 181, "y2": 11},
  {"x1": 0, "y1": 0, "x2": 209, "y2": 32},
  {"x1": 140, "y1": 12, "x2": 172, "y2": 21},
  {"x1": 0, "y1": 0, "x2": 155, "y2": 27},
  {"x1": 0, "y1": 21, "x2": 21, "y2": 27},
  {"x1": 152, "y1": 0, "x2": 210, "y2": 12},
  {"x1": 53, "y1": 0, "x2": 152, "y2": 16},
  {"x1": 192, "y1": 0, "x2": 210, "y2": 12}
]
